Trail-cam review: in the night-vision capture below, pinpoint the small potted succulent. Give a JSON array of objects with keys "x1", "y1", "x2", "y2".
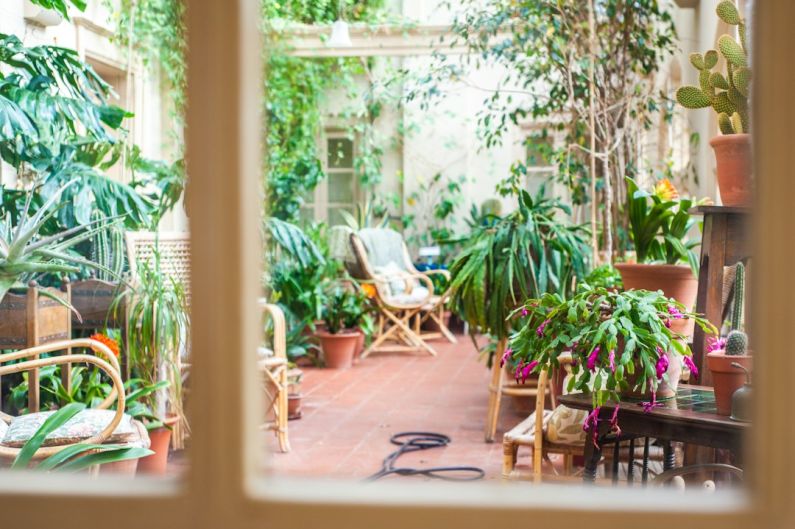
[
  {"x1": 617, "y1": 178, "x2": 704, "y2": 322},
  {"x1": 706, "y1": 262, "x2": 752, "y2": 415},
  {"x1": 315, "y1": 287, "x2": 363, "y2": 369},
  {"x1": 507, "y1": 285, "x2": 716, "y2": 414},
  {"x1": 676, "y1": 0, "x2": 751, "y2": 206}
]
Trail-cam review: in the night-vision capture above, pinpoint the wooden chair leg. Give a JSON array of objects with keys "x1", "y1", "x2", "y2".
[
  {"x1": 502, "y1": 439, "x2": 518, "y2": 478},
  {"x1": 485, "y1": 338, "x2": 506, "y2": 442},
  {"x1": 277, "y1": 367, "x2": 290, "y2": 453},
  {"x1": 564, "y1": 453, "x2": 574, "y2": 475}
]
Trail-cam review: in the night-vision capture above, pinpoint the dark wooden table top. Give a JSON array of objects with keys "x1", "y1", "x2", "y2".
[
  {"x1": 689, "y1": 205, "x2": 752, "y2": 215},
  {"x1": 559, "y1": 386, "x2": 750, "y2": 437}
]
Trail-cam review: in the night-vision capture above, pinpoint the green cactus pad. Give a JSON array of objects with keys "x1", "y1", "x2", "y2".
[
  {"x1": 716, "y1": 1, "x2": 742, "y2": 25},
  {"x1": 689, "y1": 53, "x2": 705, "y2": 70},
  {"x1": 699, "y1": 70, "x2": 713, "y2": 93},
  {"x1": 710, "y1": 72, "x2": 729, "y2": 90},
  {"x1": 704, "y1": 50, "x2": 719, "y2": 69},
  {"x1": 733, "y1": 67, "x2": 751, "y2": 97},
  {"x1": 730, "y1": 112, "x2": 744, "y2": 134},
  {"x1": 676, "y1": 86, "x2": 711, "y2": 109},
  {"x1": 719, "y1": 35, "x2": 747, "y2": 68},
  {"x1": 718, "y1": 113, "x2": 735, "y2": 134},
  {"x1": 712, "y1": 92, "x2": 737, "y2": 115}
]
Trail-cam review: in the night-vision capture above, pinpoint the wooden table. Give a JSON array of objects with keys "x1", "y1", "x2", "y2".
[
  {"x1": 690, "y1": 205, "x2": 751, "y2": 385},
  {"x1": 559, "y1": 386, "x2": 749, "y2": 483}
]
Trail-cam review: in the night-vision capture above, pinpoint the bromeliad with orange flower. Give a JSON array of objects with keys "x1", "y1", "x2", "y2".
[
  {"x1": 624, "y1": 177, "x2": 708, "y2": 276},
  {"x1": 506, "y1": 285, "x2": 716, "y2": 411},
  {"x1": 89, "y1": 333, "x2": 120, "y2": 359}
]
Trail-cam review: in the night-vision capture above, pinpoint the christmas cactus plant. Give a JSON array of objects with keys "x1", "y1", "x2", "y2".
[{"x1": 505, "y1": 285, "x2": 716, "y2": 411}]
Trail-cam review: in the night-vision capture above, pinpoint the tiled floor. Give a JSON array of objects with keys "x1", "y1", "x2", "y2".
[{"x1": 264, "y1": 335, "x2": 537, "y2": 481}]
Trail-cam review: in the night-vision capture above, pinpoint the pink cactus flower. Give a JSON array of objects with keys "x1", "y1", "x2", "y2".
[
  {"x1": 536, "y1": 319, "x2": 551, "y2": 337},
  {"x1": 587, "y1": 346, "x2": 601, "y2": 371},
  {"x1": 500, "y1": 347, "x2": 513, "y2": 368},
  {"x1": 608, "y1": 350, "x2": 616, "y2": 373},
  {"x1": 655, "y1": 350, "x2": 669, "y2": 379},
  {"x1": 683, "y1": 355, "x2": 699, "y2": 379}
]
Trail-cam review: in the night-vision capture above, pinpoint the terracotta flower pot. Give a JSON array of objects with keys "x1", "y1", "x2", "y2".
[
  {"x1": 288, "y1": 393, "x2": 303, "y2": 420},
  {"x1": 615, "y1": 263, "x2": 698, "y2": 308},
  {"x1": 706, "y1": 350, "x2": 752, "y2": 416},
  {"x1": 136, "y1": 415, "x2": 179, "y2": 475},
  {"x1": 99, "y1": 457, "x2": 139, "y2": 476},
  {"x1": 316, "y1": 330, "x2": 360, "y2": 369},
  {"x1": 710, "y1": 134, "x2": 752, "y2": 207},
  {"x1": 353, "y1": 331, "x2": 365, "y2": 363}
]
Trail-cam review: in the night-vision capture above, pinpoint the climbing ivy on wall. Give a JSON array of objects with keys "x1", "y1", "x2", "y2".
[{"x1": 111, "y1": 0, "x2": 395, "y2": 222}]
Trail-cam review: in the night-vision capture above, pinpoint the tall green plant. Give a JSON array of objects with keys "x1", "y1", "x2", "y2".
[{"x1": 448, "y1": 188, "x2": 590, "y2": 341}]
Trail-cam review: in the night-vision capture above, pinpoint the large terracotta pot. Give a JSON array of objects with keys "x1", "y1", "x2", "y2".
[
  {"x1": 317, "y1": 330, "x2": 360, "y2": 369},
  {"x1": 136, "y1": 415, "x2": 179, "y2": 475},
  {"x1": 710, "y1": 134, "x2": 752, "y2": 207},
  {"x1": 99, "y1": 458, "x2": 139, "y2": 476},
  {"x1": 615, "y1": 264, "x2": 698, "y2": 336},
  {"x1": 706, "y1": 350, "x2": 752, "y2": 415}
]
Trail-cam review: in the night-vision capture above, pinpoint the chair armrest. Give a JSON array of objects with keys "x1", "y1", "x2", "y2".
[
  {"x1": 260, "y1": 301, "x2": 287, "y2": 360},
  {"x1": 421, "y1": 268, "x2": 451, "y2": 281}
]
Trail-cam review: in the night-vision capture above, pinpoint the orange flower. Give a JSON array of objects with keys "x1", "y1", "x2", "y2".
[
  {"x1": 653, "y1": 178, "x2": 679, "y2": 201},
  {"x1": 90, "y1": 333, "x2": 120, "y2": 359},
  {"x1": 360, "y1": 283, "x2": 377, "y2": 299}
]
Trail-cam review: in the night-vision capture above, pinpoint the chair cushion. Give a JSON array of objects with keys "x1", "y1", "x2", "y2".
[
  {"x1": 373, "y1": 262, "x2": 418, "y2": 297},
  {"x1": 544, "y1": 371, "x2": 589, "y2": 445},
  {"x1": 0, "y1": 420, "x2": 7, "y2": 439},
  {"x1": 386, "y1": 286, "x2": 430, "y2": 306},
  {"x1": 357, "y1": 228, "x2": 407, "y2": 269},
  {"x1": 1, "y1": 409, "x2": 137, "y2": 448}
]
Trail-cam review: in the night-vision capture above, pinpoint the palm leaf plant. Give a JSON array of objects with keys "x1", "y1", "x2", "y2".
[
  {"x1": 0, "y1": 180, "x2": 120, "y2": 303},
  {"x1": 448, "y1": 188, "x2": 590, "y2": 354},
  {"x1": 11, "y1": 402, "x2": 152, "y2": 472}
]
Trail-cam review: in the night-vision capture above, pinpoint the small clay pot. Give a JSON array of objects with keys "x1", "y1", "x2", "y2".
[
  {"x1": 316, "y1": 330, "x2": 360, "y2": 369},
  {"x1": 710, "y1": 134, "x2": 752, "y2": 207},
  {"x1": 287, "y1": 393, "x2": 303, "y2": 420},
  {"x1": 707, "y1": 350, "x2": 753, "y2": 416},
  {"x1": 136, "y1": 415, "x2": 179, "y2": 475}
]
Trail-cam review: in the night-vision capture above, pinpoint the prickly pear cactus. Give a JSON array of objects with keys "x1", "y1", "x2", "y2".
[
  {"x1": 675, "y1": 1, "x2": 751, "y2": 134},
  {"x1": 725, "y1": 329, "x2": 748, "y2": 356}
]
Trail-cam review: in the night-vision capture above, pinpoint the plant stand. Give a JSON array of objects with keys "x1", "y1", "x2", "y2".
[
  {"x1": 0, "y1": 281, "x2": 71, "y2": 412},
  {"x1": 690, "y1": 205, "x2": 751, "y2": 385}
]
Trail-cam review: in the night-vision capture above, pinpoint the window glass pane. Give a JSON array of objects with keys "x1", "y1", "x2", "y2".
[
  {"x1": 327, "y1": 138, "x2": 354, "y2": 169},
  {"x1": 526, "y1": 135, "x2": 553, "y2": 167},
  {"x1": 328, "y1": 206, "x2": 354, "y2": 227},
  {"x1": 328, "y1": 171, "x2": 355, "y2": 203}
]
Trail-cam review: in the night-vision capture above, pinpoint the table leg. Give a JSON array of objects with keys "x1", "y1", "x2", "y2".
[
  {"x1": 642, "y1": 437, "x2": 651, "y2": 485},
  {"x1": 664, "y1": 441, "x2": 676, "y2": 471},
  {"x1": 583, "y1": 438, "x2": 602, "y2": 483}
]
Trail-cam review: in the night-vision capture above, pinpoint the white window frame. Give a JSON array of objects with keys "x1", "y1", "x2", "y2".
[{"x1": 1, "y1": 2, "x2": 793, "y2": 528}]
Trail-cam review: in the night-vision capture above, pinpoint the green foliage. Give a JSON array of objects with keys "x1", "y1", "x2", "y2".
[
  {"x1": 402, "y1": 173, "x2": 466, "y2": 260},
  {"x1": 731, "y1": 261, "x2": 745, "y2": 331},
  {"x1": 0, "y1": 181, "x2": 120, "y2": 303},
  {"x1": 448, "y1": 188, "x2": 590, "y2": 340},
  {"x1": 725, "y1": 329, "x2": 748, "y2": 356},
  {"x1": 625, "y1": 177, "x2": 700, "y2": 274},
  {"x1": 675, "y1": 1, "x2": 750, "y2": 134},
  {"x1": 508, "y1": 286, "x2": 716, "y2": 407},
  {"x1": 11, "y1": 403, "x2": 153, "y2": 471},
  {"x1": 322, "y1": 286, "x2": 366, "y2": 334},
  {"x1": 0, "y1": 33, "x2": 182, "y2": 234},
  {"x1": 582, "y1": 264, "x2": 623, "y2": 291},
  {"x1": 90, "y1": 211, "x2": 125, "y2": 281},
  {"x1": 25, "y1": 0, "x2": 86, "y2": 20}
]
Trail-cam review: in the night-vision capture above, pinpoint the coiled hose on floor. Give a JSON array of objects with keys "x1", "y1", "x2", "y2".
[{"x1": 366, "y1": 432, "x2": 485, "y2": 482}]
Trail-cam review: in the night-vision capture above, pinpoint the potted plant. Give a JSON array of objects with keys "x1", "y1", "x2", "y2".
[
  {"x1": 112, "y1": 253, "x2": 190, "y2": 451},
  {"x1": 316, "y1": 287, "x2": 362, "y2": 369},
  {"x1": 707, "y1": 262, "x2": 752, "y2": 415},
  {"x1": 342, "y1": 287, "x2": 374, "y2": 362},
  {"x1": 508, "y1": 285, "x2": 716, "y2": 412},
  {"x1": 617, "y1": 178, "x2": 702, "y2": 323},
  {"x1": 676, "y1": 0, "x2": 751, "y2": 206},
  {"x1": 122, "y1": 378, "x2": 177, "y2": 474},
  {"x1": 286, "y1": 366, "x2": 304, "y2": 420}
]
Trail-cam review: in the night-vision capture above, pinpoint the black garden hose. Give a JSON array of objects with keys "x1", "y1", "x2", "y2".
[{"x1": 366, "y1": 432, "x2": 485, "y2": 482}]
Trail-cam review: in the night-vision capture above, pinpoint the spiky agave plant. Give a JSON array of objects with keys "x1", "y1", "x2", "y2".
[{"x1": 0, "y1": 180, "x2": 120, "y2": 303}]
